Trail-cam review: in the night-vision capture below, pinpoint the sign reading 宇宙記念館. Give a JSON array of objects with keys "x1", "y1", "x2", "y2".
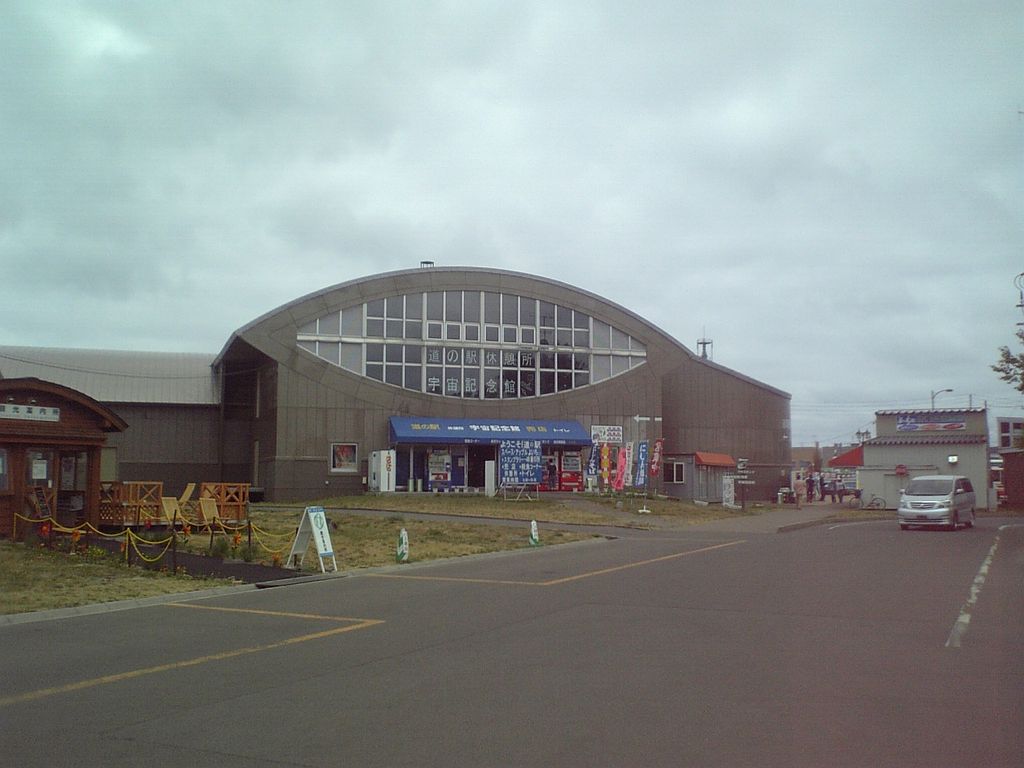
[
  {"x1": 591, "y1": 425, "x2": 623, "y2": 444},
  {"x1": 499, "y1": 440, "x2": 542, "y2": 485}
]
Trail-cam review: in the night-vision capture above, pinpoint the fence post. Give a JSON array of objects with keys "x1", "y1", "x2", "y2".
[{"x1": 172, "y1": 508, "x2": 178, "y2": 573}]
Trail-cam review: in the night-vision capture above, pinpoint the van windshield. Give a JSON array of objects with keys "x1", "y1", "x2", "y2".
[{"x1": 905, "y1": 478, "x2": 955, "y2": 496}]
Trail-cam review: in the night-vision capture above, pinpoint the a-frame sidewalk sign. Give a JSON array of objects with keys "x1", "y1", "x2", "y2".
[{"x1": 285, "y1": 506, "x2": 338, "y2": 573}]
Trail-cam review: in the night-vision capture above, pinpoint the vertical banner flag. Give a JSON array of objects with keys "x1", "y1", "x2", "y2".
[
  {"x1": 623, "y1": 441, "x2": 635, "y2": 487},
  {"x1": 649, "y1": 438, "x2": 665, "y2": 477},
  {"x1": 613, "y1": 447, "x2": 627, "y2": 491},
  {"x1": 585, "y1": 441, "x2": 600, "y2": 477},
  {"x1": 634, "y1": 440, "x2": 649, "y2": 488},
  {"x1": 600, "y1": 443, "x2": 611, "y2": 485}
]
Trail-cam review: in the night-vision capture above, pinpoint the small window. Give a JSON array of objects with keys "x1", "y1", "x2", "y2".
[
  {"x1": 341, "y1": 305, "x2": 363, "y2": 336},
  {"x1": 386, "y1": 296, "x2": 403, "y2": 319},
  {"x1": 319, "y1": 312, "x2": 340, "y2": 336},
  {"x1": 405, "y1": 294, "x2": 423, "y2": 319},
  {"x1": 445, "y1": 291, "x2": 463, "y2": 322},
  {"x1": 426, "y1": 292, "x2": 444, "y2": 321},
  {"x1": 484, "y1": 292, "x2": 501, "y2": 324},
  {"x1": 520, "y1": 298, "x2": 536, "y2": 326},
  {"x1": 502, "y1": 294, "x2": 519, "y2": 325},
  {"x1": 404, "y1": 366, "x2": 422, "y2": 391},
  {"x1": 463, "y1": 291, "x2": 480, "y2": 323}
]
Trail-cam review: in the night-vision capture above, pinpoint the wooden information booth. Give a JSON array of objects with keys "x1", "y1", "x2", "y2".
[{"x1": 0, "y1": 378, "x2": 127, "y2": 538}]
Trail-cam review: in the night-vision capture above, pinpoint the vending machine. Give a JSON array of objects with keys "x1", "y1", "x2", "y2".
[
  {"x1": 560, "y1": 451, "x2": 583, "y2": 491},
  {"x1": 369, "y1": 449, "x2": 397, "y2": 492}
]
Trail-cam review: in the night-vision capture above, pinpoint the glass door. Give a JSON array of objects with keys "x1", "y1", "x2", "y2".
[
  {"x1": 25, "y1": 449, "x2": 56, "y2": 519},
  {"x1": 58, "y1": 451, "x2": 88, "y2": 525}
]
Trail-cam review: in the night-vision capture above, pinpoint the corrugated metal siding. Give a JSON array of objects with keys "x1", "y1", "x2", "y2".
[{"x1": 0, "y1": 346, "x2": 218, "y2": 405}]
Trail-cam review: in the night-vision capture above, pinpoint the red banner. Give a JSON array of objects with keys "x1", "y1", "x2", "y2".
[
  {"x1": 613, "y1": 447, "x2": 628, "y2": 491},
  {"x1": 649, "y1": 438, "x2": 664, "y2": 477}
]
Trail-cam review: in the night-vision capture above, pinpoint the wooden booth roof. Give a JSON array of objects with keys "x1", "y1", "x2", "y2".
[{"x1": 0, "y1": 377, "x2": 128, "y2": 435}]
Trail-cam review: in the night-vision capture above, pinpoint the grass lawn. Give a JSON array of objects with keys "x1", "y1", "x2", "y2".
[
  {"x1": 3, "y1": 490, "x2": 860, "y2": 617},
  {"x1": 0, "y1": 541, "x2": 237, "y2": 615},
  {"x1": 1, "y1": 500, "x2": 601, "y2": 616}
]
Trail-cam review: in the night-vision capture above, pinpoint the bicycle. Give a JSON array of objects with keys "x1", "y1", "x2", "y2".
[{"x1": 860, "y1": 493, "x2": 886, "y2": 510}]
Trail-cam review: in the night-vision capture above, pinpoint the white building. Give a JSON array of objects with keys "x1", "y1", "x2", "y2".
[{"x1": 858, "y1": 408, "x2": 990, "y2": 510}]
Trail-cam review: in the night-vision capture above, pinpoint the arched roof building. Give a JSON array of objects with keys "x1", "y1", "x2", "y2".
[{"x1": 214, "y1": 267, "x2": 791, "y2": 500}]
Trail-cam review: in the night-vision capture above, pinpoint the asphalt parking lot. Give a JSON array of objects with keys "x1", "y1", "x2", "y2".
[{"x1": 2, "y1": 514, "x2": 1022, "y2": 767}]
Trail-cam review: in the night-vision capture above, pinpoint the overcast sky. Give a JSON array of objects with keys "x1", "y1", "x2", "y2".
[{"x1": 1, "y1": 1, "x2": 1021, "y2": 446}]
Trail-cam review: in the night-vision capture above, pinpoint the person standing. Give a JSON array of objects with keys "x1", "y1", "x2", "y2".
[{"x1": 806, "y1": 473, "x2": 815, "y2": 503}]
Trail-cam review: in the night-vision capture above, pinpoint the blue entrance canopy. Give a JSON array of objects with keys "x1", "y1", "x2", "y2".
[{"x1": 389, "y1": 416, "x2": 591, "y2": 446}]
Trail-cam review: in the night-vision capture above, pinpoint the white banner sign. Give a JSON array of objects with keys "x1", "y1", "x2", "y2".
[{"x1": 591, "y1": 425, "x2": 623, "y2": 444}]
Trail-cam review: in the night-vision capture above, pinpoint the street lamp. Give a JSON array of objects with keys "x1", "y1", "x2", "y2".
[{"x1": 930, "y1": 388, "x2": 953, "y2": 409}]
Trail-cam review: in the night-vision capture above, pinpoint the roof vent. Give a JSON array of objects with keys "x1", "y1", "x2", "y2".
[{"x1": 419, "y1": 260, "x2": 435, "y2": 269}]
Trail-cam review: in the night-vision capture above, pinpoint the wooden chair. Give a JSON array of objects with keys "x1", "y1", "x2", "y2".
[
  {"x1": 160, "y1": 497, "x2": 184, "y2": 526},
  {"x1": 198, "y1": 497, "x2": 221, "y2": 527},
  {"x1": 178, "y1": 483, "x2": 196, "y2": 505}
]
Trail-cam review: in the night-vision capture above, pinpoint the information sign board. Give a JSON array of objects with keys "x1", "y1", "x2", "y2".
[
  {"x1": 499, "y1": 440, "x2": 542, "y2": 485},
  {"x1": 286, "y1": 506, "x2": 338, "y2": 573}
]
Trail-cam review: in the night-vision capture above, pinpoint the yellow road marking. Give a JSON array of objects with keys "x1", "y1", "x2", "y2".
[
  {"x1": 166, "y1": 603, "x2": 375, "y2": 623},
  {"x1": 366, "y1": 539, "x2": 745, "y2": 587},
  {"x1": 538, "y1": 540, "x2": 745, "y2": 585},
  {"x1": 0, "y1": 607, "x2": 383, "y2": 708},
  {"x1": 367, "y1": 573, "x2": 538, "y2": 586}
]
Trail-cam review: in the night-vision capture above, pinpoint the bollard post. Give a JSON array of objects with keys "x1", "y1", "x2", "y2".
[{"x1": 172, "y1": 509, "x2": 178, "y2": 573}]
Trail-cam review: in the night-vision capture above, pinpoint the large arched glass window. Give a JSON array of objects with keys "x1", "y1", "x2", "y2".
[{"x1": 297, "y1": 291, "x2": 646, "y2": 399}]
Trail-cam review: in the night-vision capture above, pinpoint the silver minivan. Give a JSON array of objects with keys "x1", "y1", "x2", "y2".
[{"x1": 897, "y1": 474, "x2": 976, "y2": 531}]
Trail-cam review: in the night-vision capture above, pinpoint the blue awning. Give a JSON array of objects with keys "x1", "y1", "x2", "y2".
[{"x1": 389, "y1": 416, "x2": 591, "y2": 446}]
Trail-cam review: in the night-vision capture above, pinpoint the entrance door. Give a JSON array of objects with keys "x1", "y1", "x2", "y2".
[
  {"x1": 57, "y1": 450, "x2": 88, "y2": 526},
  {"x1": 0, "y1": 446, "x2": 13, "y2": 537},
  {"x1": 467, "y1": 445, "x2": 497, "y2": 488},
  {"x1": 25, "y1": 449, "x2": 56, "y2": 519}
]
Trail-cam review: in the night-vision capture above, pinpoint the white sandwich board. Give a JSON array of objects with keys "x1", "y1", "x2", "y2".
[{"x1": 286, "y1": 506, "x2": 338, "y2": 573}]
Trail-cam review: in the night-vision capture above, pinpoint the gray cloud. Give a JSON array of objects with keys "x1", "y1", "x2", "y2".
[{"x1": 1, "y1": 0, "x2": 1020, "y2": 443}]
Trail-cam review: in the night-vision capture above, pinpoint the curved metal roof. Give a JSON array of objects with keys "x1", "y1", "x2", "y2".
[
  {"x1": 217, "y1": 266, "x2": 790, "y2": 399},
  {"x1": 0, "y1": 347, "x2": 218, "y2": 405}
]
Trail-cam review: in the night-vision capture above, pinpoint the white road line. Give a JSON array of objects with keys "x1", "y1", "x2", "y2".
[{"x1": 945, "y1": 524, "x2": 1022, "y2": 649}]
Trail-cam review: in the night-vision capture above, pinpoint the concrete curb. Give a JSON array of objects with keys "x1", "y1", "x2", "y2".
[{"x1": 0, "y1": 583, "x2": 257, "y2": 627}]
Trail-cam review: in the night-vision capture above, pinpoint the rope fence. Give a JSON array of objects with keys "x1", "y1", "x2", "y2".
[{"x1": 10, "y1": 512, "x2": 295, "y2": 569}]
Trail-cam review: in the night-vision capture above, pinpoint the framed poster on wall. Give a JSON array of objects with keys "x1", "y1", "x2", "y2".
[{"x1": 330, "y1": 442, "x2": 358, "y2": 473}]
